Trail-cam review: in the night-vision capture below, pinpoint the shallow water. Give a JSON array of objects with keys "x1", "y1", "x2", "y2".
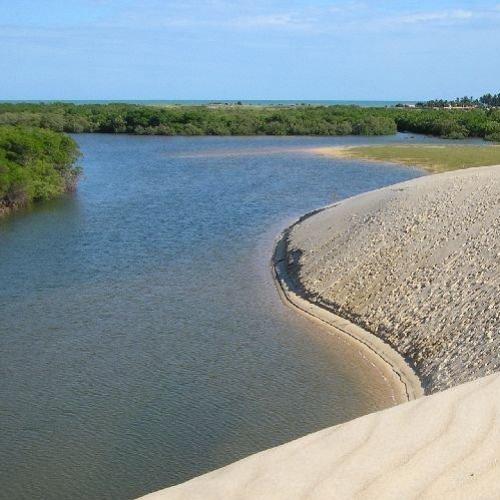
[{"x1": 0, "y1": 133, "x2": 450, "y2": 499}]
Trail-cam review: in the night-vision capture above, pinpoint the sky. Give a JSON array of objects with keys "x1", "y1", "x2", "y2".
[{"x1": 0, "y1": 0, "x2": 499, "y2": 100}]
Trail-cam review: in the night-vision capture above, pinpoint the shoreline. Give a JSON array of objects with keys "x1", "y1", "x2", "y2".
[
  {"x1": 139, "y1": 373, "x2": 500, "y2": 499},
  {"x1": 272, "y1": 205, "x2": 424, "y2": 403},
  {"x1": 283, "y1": 165, "x2": 499, "y2": 394}
]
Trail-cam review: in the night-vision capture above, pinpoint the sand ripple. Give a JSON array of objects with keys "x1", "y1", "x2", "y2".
[{"x1": 140, "y1": 373, "x2": 500, "y2": 499}]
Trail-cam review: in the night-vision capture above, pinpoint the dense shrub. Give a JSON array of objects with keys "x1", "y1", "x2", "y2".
[
  {"x1": 0, "y1": 103, "x2": 400, "y2": 137},
  {"x1": 485, "y1": 132, "x2": 500, "y2": 142},
  {"x1": 0, "y1": 126, "x2": 81, "y2": 211},
  {"x1": 352, "y1": 116, "x2": 397, "y2": 135}
]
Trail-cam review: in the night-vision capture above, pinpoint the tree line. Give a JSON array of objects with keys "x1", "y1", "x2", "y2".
[
  {"x1": 0, "y1": 102, "x2": 499, "y2": 141},
  {"x1": 416, "y1": 92, "x2": 500, "y2": 109},
  {"x1": 0, "y1": 103, "x2": 398, "y2": 136},
  {"x1": 394, "y1": 108, "x2": 500, "y2": 141},
  {"x1": 1, "y1": 98, "x2": 499, "y2": 214}
]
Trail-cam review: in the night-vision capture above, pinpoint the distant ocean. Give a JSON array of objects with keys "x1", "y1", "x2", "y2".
[{"x1": 1, "y1": 99, "x2": 418, "y2": 108}]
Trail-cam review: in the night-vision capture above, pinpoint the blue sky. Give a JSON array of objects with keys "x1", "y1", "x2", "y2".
[{"x1": 1, "y1": 0, "x2": 499, "y2": 100}]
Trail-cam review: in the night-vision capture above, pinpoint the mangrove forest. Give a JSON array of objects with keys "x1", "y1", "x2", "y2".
[{"x1": 1, "y1": 102, "x2": 499, "y2": 141}]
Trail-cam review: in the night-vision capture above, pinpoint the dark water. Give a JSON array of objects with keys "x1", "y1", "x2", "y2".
[{"x1": 0, "y1": 134, "x2": 437, "y2": 499}]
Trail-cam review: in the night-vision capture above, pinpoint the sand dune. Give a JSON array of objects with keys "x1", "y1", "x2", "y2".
[{"x1": 140, "y1": 373, "x2": 500, "y2": 499}]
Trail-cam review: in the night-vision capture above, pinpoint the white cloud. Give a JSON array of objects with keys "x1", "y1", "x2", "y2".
[
  {"x1": 396, "y1": 9, "x2": 474, "y2": 25},
  {"x1": 230, "y1": 13, "x2": 314, "y2": 30},
  {"x1": 9, "y1": 1, "x2": 500, "y2": 36}
]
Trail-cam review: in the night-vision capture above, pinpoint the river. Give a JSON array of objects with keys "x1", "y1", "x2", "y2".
[{"x1": 0, "y1": 133, "x2": 435, "y2": 499}]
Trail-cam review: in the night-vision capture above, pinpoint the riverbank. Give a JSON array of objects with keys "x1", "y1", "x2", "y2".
[
  {"x1": 140, "y1": 164, "x2": 499, "y2": 498},
  {"x1": 0, "y1": 126, "x2": 81, "y2": 217},
  {"x1": 284, "y1": 164, "x2": 499, "y2": 394},
  {"x1": 273, "y1": 222, "x2": 423, "y2": 403}
]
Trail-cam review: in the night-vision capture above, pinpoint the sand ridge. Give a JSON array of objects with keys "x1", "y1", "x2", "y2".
[{"x1": 139, "y1": 373, "x2": 500, "y2": 499}]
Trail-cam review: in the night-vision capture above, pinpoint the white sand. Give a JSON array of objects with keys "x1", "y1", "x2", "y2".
[{"x1": 140, "y1": 373, "x2": 500, "y2": 499}]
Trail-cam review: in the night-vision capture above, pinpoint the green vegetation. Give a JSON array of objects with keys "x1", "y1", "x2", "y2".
[
  {"x1": 394, "y1": 108, "x2": 500, "y2": 141},
  {"x1": 0, "y1": 101, "x2": 498, "y2": 212},
  {"x1": 0, "y1": 102, "x2": 398, "y2": 136},
  {"x1": 416, "y1": 92, "x2": 500, "y2": 108},
  {"x1": 0, "y1": 101, "x2": 499, "y2": 141},
  {"x1": 0, "y1": 126, "x2": 81, "y2": 213},
  {"x1": 335, "y1": 145, "x2": 500, "y2": 173}
]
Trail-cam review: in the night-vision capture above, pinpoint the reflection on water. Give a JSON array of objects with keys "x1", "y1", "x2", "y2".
[{"x1": 0, "y1": 134, "x2": 434, "y2": 499}]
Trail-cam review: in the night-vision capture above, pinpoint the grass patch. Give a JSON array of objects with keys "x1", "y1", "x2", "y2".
[{"x1": 324, "y1": 145, "x2": 500, "y2": 173}]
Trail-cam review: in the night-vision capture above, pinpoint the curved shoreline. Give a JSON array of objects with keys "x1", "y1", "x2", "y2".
[
  {"x1": 272, "y1": 207, "x2": 424, "y2": 403},
  {"x1": 140, "y1": 165, "x2": 499, "y2": 499},
  {"x1": 282, "y1": 165, "x2": 499, "y2": 394}
]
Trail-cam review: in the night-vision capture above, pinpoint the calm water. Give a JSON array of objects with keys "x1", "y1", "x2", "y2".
[
  {"x1": 2, "y1": 99, "x2": 417, "y2": 107},
  {"x1": 0, "y1": 133, "x2": 441, "y2": 499}
]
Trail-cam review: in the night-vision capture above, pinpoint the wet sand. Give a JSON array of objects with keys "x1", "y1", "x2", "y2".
[{"x1": 273, "y1": 228, "x2": 423, "y2": 402}]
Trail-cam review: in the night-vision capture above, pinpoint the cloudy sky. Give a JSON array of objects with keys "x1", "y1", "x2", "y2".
[{"x1": 1, "y1": 0, "x2": 499, "y2": 100}]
